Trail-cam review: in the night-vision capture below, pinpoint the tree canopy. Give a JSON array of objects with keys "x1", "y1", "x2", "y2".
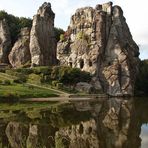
[
  {"x1": 0, "y1": 10, "x2": 32, "y2": 45},
  {"x1": 135, "y1": 59, "x2": 148, "y2": 96}
]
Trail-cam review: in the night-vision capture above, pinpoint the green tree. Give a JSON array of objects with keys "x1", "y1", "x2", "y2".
[
  {"x1": 135, "y1": 60, "x2": 148, "y2": 95},
  {"x1": 54, "y1": 27, "x2": 65, "y2": 42},
  {"x1": 0, "y1": 10, "x2": 32, "y2": 45}
]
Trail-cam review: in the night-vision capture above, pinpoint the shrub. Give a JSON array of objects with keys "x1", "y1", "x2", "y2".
[
  {"x1": 76, "y1": 31, "x2": 84, "y2": 39},
  {"x1": 52, "y1": 80, "x2": 59, "y2": 87},
  {"x1": 13, "y1": 79, "x2": 22, "y2": 84},
  {"x1": 15, "y1": 68, "x2": 33, "y2": 75},
  {"x1": 56, "y1": 83, "x2": 63, "y2": 89},
  {"x1": 3, "y1": 80, "x2": 11, "y2": 85},
  {"x1": 54, "y1": 27, "x2": 65, "y2": 42},
  {"x1": 60, "y1": 34, "x2": 65, "y2": 42},
  {"x1": 135, "y1": 60, "x2": 148, "y2": 95},
  {"x1": 51, "y1": 66, "x2": 60, "y2": 80},
  {"x1": 50, "y1": 66, "x2": 92, "y2": 86},
  {"x1": 32, "y1": 66, "x2": 52, "y2": 75},
  {"x1": 27, "y1": 74, "x2": 42, "y2": 84},
  {"x1": 0, "y1": 80, "x2": 2, "y2": 84}
]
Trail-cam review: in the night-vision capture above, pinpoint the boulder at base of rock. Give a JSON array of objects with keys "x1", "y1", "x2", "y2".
[
  {"x1": 9, "y1": 27, "x2": 31, "y2": 68},
  {"x1": 76, "y1": 82, "x2": 93, "y2": 94}
]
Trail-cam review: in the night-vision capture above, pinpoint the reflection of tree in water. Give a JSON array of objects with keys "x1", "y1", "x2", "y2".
[{"x1": 0, "y1": 98, "x2": 148, "y2": 147}]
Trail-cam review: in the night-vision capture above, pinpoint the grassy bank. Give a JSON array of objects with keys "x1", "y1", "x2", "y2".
[
  {"x1": 0, "y1": 84, "x2": 59, "y2": 101},
  {"x1": 0, "y1": 66, "x2": 94, "y2": 102}
]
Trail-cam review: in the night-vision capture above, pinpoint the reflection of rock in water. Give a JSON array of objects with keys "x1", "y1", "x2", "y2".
[
  {"x1": 5, "y1": 122, "x2": 28, "y2": 148},
  {"x1": 55, "y1": 98, "x2": 135, "y2": 148},
  {"x1": 55, "y1": 119, "x2": 99, "y2": 148},
  {"x1": 96, "y1": 98, "x2": 134, "y2": 148},
  {"x1": 0, "y1": 99, "x2": 147, "y2": 147}
]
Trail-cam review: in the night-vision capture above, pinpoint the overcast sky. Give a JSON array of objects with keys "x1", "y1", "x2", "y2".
[{"x1": 0, "y1": 0, "x2": 147, "y2": 60}]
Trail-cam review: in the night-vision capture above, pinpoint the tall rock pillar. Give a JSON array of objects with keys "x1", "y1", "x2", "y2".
[
  {"x1": 30, "y1": 2, "x2": 56, "y2": 66},
  {"x1": 0, "y1": 19, "x2": 11, "y2": 64}
]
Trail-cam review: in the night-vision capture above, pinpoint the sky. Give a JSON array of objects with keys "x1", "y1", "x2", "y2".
[{"x1": 0, "y1": 0, "x2": 147, "y2": 60}]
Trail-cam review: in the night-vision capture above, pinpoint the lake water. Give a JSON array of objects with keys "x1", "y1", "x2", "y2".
[{"x1": 0, "y1": 97, "x2": 147, "y2": 148}]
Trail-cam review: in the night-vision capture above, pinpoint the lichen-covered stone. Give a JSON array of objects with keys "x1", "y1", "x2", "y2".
[
  {"x1": 57, "y1": 2, "x2": 140, "y2": 96},
  {"x1": 0, "y1": 19, "x2": 11, "y2": 64},
  {"x1": 30, "y1": 2, "x2": 56, "y2": 66},
  {"x1": 9, "y1": 27, "x2": 31, "y2": 68}
]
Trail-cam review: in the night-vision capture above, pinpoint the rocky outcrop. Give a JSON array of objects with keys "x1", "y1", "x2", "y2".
[
  {"x1": 30, "y1": 2, "x2": 56, "y2": 66},
  {"x1": 57, "y1": 2, "x2": 140, "y2": 96},
  {"x1": 0, "y1": 19, "x2": 11, "y2": 64},
  {"x1": 9, "y1": 27, "x2": 31, "y2": 68}
]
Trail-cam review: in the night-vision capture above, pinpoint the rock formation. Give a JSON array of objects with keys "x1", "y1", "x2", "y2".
[
  {"x1": 57, "y1": 2, "x2": 140, "y2": 96},
  {"x1": 0, "y1": 19, "x2": 11, "y2": 64},
  {"x1": 9, "y1": 27, "x2": 31, "y2": 68},
  {"x1": 30, "y1": 2, "x2": 56, "y2": 66}
]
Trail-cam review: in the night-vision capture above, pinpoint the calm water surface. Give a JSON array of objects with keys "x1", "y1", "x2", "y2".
[{"x1": 0, "y1": 97, "x2": 147, "y2": 148}]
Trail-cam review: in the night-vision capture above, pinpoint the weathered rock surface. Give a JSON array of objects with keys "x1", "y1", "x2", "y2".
[
  {"x1": 30, "y1": 2, "x2": 56, "y2": 66},
  {"x1": 0, "y1": 19, "x2": 11, "y2": 64},
  {"x1": 9, "y1": 27, "x2": 31, "y2": 68},
  {"x1": 57, "y1": 2, "x2": 140, "y2": 96}
]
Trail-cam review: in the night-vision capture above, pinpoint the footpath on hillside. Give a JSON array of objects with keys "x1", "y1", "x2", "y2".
[{"x1": 0, "y1": 72, "x2": 107, "y2": 102}]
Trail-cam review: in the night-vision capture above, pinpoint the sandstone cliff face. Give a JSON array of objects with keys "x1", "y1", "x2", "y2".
[
  {"x1": 57, "y1": 2, "x2": 140, "y2": 96},
  {"x1": 0, "y1": 19, "x2": 11, "y2": 64},
  {"x1": 9, "y1": 27, "x2": 31, "y2": 68},
  {"x1": 30, "y1": 2, "x2": 56, "y2": 66}
]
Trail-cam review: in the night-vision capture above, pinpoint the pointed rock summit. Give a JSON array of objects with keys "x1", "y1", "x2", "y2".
[
  {"x1": 57, "y1": 2, "x2": 140, "y2": 96},
  {"x1": 30, "y1": 2, "x2": 56, "y2": 66}
]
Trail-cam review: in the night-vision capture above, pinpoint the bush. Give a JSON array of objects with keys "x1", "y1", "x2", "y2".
[
  {"x1": 56, "y1": 83, "x2": 63, "y2": 89},
  {"x1": 50, "y1": 66, "x2": 92, "y2": 86},
  {"x1": 76, "y1": 31, "x2": 84, "y2": 39},
  {"x1": 15, "y1": 68, "x2": 33, "y2": 75},
  {"x1": 32, "y1": 66, "x2": 52, "y2": 75},
  {"x1": 54, "y1": 27, "x2": 65, "y2": 42},
  {"x1": 135, "y1": 60, "x2": 148, "y2": 95},
  {"x1": 27, "y1": 74, "x2": 42, "y2": 84},
  {"x1": 52, "y1": 80, "x2": 59, "y2": 87},
  {"x1": 51, "y1": 66, "x2": 60, "y2": 80},
  {"x1": 60, "y1": 34, "x2": 65, "y2": 42},
  {"x1": 13, "y1": 79, "x2": 22, "y2": 84},
  {"x1": 3, "y1": 80, "x2": 11, "y2": 85}
]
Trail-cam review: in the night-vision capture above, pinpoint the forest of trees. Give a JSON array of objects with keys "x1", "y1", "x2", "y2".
[
  {"x1": 0, "y1": 10, "x2": 64, "y2": 45},
  {"x1": 135, "y1": 59, "x2": 148, "y2": 96}
]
